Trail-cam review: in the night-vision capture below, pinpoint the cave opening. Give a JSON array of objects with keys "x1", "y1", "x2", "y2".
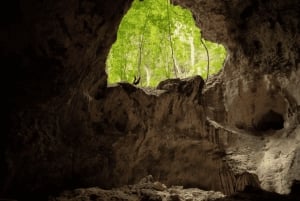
[
  {"x1": 290, "y1": 180, "x2": 300, "y2": 195},
  {"x1": 255, "y1": 110, "x2": 284, "y2": 131},
  {"x1": 105, "y1": 0, "x2": 227, "y2": 88}
]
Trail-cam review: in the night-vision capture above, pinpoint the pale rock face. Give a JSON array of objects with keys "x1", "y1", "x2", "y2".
[
  {"x1": 224, "y1": 124, "x2": 300, "y2": 194},
  {"x1": 256, "y1": 127, "x2": 300, "y2": 194},
  {"x1": 222, "y1": 69, "x2": 300, "y2": 194}
]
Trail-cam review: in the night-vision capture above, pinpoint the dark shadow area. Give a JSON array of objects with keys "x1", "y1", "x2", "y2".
[
  {"x1": 290, "y1": 180, "x2": 300, "y2": 196},
  {"x1": 254, "y1": 110, "x2": 284, "y2": 131}
]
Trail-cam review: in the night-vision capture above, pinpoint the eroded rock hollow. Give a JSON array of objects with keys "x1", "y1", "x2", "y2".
[{"x1": 1, "y1": 0, "x2": 299, "y2": 199}]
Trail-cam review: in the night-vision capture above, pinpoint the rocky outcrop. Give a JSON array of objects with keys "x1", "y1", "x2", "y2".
[
  {"x1": 49, "y1": 176, "x2": 300, "y2": 201},
  {"x1": 1, "y1": 0, "x2": 299, "y2": 199},
  {"x1": 175, "y1": 0, "x2": 300, "y2": 195},
  {"x1": 49, "y1": 175, "x2": 224, "y2": 201}
]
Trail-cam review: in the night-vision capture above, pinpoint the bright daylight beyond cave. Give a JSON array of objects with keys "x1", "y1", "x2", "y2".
[{"x1": 106, "y1": 0, "x2": 227, "y2": 87}]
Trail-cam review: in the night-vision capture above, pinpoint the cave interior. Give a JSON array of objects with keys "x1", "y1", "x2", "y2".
[{"x1": 1, "y1": 0, "x2": 300, "y2": 201}]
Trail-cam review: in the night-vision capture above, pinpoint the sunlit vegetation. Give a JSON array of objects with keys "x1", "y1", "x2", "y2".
[{"x1": 106, "y1": 0, "x2": 227, "y2": 87}]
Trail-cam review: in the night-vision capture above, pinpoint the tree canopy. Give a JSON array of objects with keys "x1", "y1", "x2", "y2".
[{"x1": 106, "y1": 0, "x2": 227, "y2": 87}]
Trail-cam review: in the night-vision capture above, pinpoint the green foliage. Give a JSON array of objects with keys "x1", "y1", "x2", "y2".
[{"x1": 106, "y1": 0, "x2": 227, "y2": 87}]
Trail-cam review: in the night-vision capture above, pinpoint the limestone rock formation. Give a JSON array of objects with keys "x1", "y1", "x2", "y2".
[
  {"x1": 1, "y1": 0, "x2": 299, "y2": 200},
  {"x1": 49, "y1": 176, "x2": 224, "y2": 201},
  {"x1": 48, "y1": 176, "x2": 300, "y2": 201}
]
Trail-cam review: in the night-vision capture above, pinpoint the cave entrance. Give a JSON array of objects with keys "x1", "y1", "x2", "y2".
[
  {"x1": 106, "y1": 0, "x2": 227, "y2": 87},
  {"x1": 255, "y1": 110, "x2": 284, "y2": 131}
]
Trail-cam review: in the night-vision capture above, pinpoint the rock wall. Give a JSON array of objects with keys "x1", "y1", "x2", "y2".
[
  {"x1": 2, "y1": 0, "x2": 133, "y2": 197},
  {"x1": 175, "y1": 0, "x2": 300, "y2": 194},
  {"x1": 1, "y1": 0, "x2": 299, "y2": 199}
]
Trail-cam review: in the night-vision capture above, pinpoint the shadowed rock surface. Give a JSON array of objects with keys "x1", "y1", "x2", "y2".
[
  {"x1": 49, "y1": 176, "x2": 225, "y2": 201},
  {"x1": 49, "y1": 177, "x2": 300, "y2": 201},
  {"x1": 1, "y1": 0, "x2": 299, "y2": 200}
]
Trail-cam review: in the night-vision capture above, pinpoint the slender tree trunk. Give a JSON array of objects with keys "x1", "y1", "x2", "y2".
[
  {"x1": 137, "y1": 10, "x2": 150, "y2": 86},
  {"x1": 166, "y1": 0, "x2": 179, "y2": 78},
  {"x1": 190, "y1": 36, "x2": 195, "y2": 66},
  {"x1": 121, "y1": 51, "x2": 128, "y2": 81},
  {"x1": 200, "y1": 36, "x2": 210, "y2": 81},
  {"x1": 145, "y1": 65, "x2": 151, "y2": 86}
]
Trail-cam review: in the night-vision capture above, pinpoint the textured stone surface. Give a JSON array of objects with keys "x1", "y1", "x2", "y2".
[
  {"x1": 1, "y1": 0, "x2": 299, "y2": 199},
  {"x1": 49, "y1": 176, "x2": 224, "y2": 201},
  {"x1": 2, "y1": 0, "x2": 134, "y2": 196},
  {"x1": 49, "y1": 177, "x2": 300, "y2": 201},
  {"x1": 174, "y1": 0, "x2": 300, "y2": 194}
]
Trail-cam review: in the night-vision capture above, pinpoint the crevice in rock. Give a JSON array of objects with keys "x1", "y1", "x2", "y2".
[{"x1": 254, "y1": 110, "x2": 284, "y2": 131}]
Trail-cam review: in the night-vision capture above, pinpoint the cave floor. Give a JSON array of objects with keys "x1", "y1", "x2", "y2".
[{"x1": 48, "y1": 176, "x2": 300, "y2": 201}]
